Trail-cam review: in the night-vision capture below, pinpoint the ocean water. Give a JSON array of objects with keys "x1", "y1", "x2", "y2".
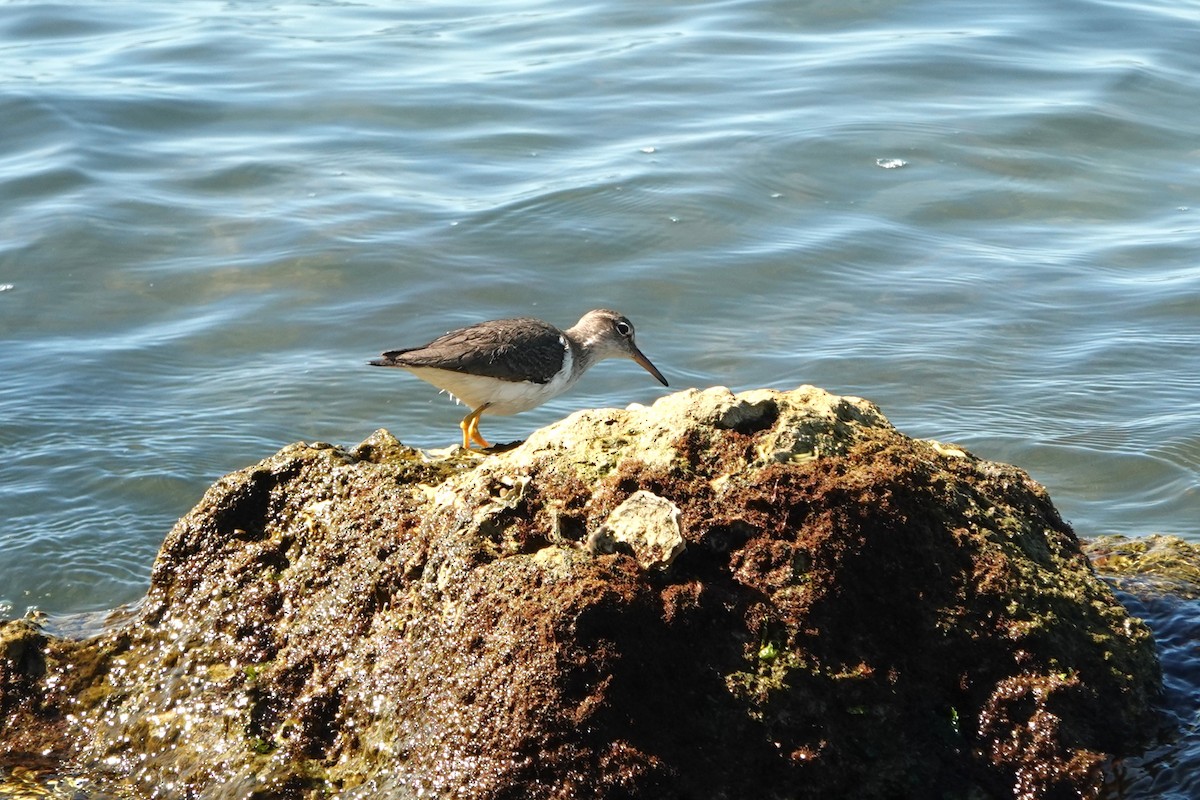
[{"x1": 1, "y1": 0, "x2": 1198, "y2": 790}]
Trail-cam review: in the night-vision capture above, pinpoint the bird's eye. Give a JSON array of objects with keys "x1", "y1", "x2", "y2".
[{"x1": 614, "y1": 320, "x2": 633, "y2": 337}]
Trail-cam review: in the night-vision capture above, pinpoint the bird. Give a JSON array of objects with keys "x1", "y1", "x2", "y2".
[{"x1": 369, "y1": 309, "x2": 669, "y2": 450}]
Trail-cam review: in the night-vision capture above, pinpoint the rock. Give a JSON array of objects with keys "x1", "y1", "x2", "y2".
[
  {"x1": 0, "y1": 386, "x2": 1161, "y2": 800},
  {"x1": 588, "y1": 490, "x2": 684, "y2": 569},
  {"x1": 1084, "y1": 534, "x2": 1200, "y2": 599}
]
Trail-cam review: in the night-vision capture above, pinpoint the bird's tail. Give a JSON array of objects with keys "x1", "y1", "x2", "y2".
[{"x1": 368, "y1": 349, "x2": 411, "y2": 367}]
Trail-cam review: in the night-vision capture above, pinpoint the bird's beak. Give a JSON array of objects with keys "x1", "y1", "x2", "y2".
[{"x1": 629, "y1": 343, "x2": 669, "y2": 387}]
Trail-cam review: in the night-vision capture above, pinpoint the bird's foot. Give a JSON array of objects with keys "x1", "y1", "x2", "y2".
[{"x1": 460, "y1": 405, "x2": 493, "y2": 451}]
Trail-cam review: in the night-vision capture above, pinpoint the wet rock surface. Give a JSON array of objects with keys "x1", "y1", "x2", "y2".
[
  {"x1": 1, "y1": 386, "x2": 1162, "y2": 799},
  {"x1": 1084, "y1": 534, "x2": 1200, "y2": 600}
]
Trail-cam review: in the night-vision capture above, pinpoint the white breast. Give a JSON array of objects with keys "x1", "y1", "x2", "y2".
[{"x1": 405, "y1": 339, "x2": 577, "y2": 416}]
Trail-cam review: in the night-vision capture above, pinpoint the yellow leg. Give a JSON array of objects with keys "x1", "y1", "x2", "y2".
[{"x1": 460, "y1": 405, "x2": 492, "y2": 450}]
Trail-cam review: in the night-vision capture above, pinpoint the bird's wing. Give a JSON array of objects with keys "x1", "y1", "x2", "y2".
[{"x1": 375, "y1": 318, "x2": 566, "y2": 384}]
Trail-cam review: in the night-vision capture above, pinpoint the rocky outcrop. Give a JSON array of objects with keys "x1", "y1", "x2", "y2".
[
  {"x1": 1084, "y1": 534, "x2": 1200, "y2": 600},
  {"x1": 0, "y1": 386, "x2": 1161, "y2": 799}
]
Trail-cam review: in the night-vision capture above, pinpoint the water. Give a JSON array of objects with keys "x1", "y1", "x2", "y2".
[
  {"x1": 4, "y1": 0, "x2": 1198, "y2": 608},
  {"x1": 1, "y1": 0, "x2": 1198, "y2": 789},
  {"x1": 1108, "y1": 588, "x2": 1200, "y2": 799}
]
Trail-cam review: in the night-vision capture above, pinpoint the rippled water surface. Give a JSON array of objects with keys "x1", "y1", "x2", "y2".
[{"x1": 2, "y1": 0, "x2": 1199, "y2": 790}]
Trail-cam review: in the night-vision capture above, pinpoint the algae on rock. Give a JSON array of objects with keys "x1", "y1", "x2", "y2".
[
  {"x1": 1085, "y1": 534, "x2": 1200, "y2": 599},
  {"x1": 1, "y1": 386, "x2": 1161, "y2": 800}
]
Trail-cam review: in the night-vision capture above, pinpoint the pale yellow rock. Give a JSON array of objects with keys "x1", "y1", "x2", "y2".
[{"x1": 588, "y1": 489, "x2": 685, "y2": 570}]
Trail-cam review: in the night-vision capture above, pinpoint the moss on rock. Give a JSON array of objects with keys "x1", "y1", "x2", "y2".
[{"x1": 1084, "y1": 534, "x2": 1200, "y2": 599}]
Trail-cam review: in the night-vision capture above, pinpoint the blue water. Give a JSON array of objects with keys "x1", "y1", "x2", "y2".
[
  {"x1": 1, "y1": 0, "x2": 1199, "y2": 788},
  {"x1": 4, "y1": 0, "x2": 1198, "y2": 606},
  {"x1": 1109, "y1": 588, "x2": 1200, "y2": 799}
]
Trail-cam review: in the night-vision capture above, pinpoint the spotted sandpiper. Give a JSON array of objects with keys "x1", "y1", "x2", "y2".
[{"x1": 369, "y1": 309, "x2": 669, "y2": 450}]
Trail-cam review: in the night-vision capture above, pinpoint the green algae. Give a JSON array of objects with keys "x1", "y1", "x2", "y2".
[{"x1": 1085, "y1": 534, "x2": 1200, "y2": 599}]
